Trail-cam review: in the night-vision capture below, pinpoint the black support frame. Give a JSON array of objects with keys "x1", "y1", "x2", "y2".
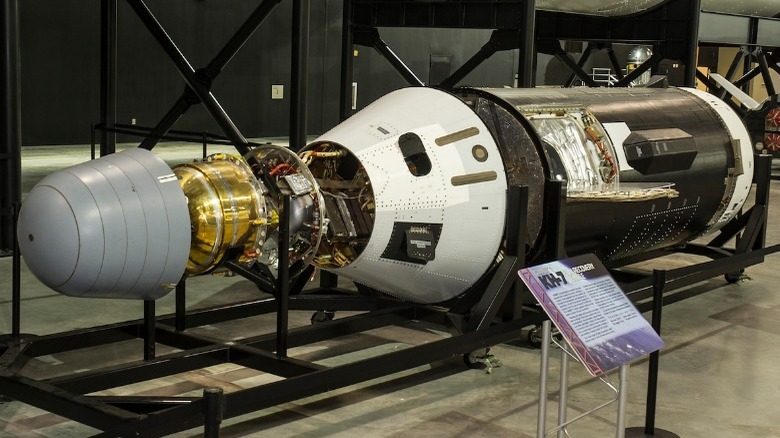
[
  {"x1": 93, "y1": 0, "x2": 316, "y2": 164},
  {"x1": 346, "y1": 0, "x2": 703, "y2": 95},
  {"x1": 0, "y1": 186, "x2": 535, "y2": 436},
  {"x1": 343, "y1": 0, "x2": 538, "y2": 104},
  {"x1": 137, "y1": 0, "x2": 282, "y2": 153},
  {"x1": 695, "y1": 47, "x2": 780, "y2": 121},
  {"x1": 4, "y1": 1, "x2": 780, "y2": 435},
  {"x1": 0, "y1": 0, "x2": 20, "y2": 254},
  {"x1": 100, "y1": 0, "x2": 117, "y2": 156},
  {"x1": 536, "y1": 0, "x2": 701, "y2": 88},
  {"x1": 3, "y1": 156, "x2": 776, "y2": 435},
  {"x1": 126, "y1": 0, "x2": 251, "y2": 154}
]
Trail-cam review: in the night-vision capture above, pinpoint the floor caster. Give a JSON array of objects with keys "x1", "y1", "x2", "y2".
[
  {"x1": 463, "y1": 348, "x2": 501, "y2": 373},
  {"x1": 725, "y1": 270, "x2": 744, "y2": 284},
  {"x1": 310, "y1": 310, "x2": 335, "y2": 325},
  {"x1": 528, "y1": 326, "x2": 543, "y2": 348}
]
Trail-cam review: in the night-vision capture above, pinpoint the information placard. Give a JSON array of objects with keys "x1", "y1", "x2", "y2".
[{"x1": 519, "y1": 253, "x2": 664, "y2": 376}]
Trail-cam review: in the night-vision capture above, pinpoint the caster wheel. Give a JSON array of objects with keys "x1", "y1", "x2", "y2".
[
  {"x1": 725, "y1": 270, "x2": 744, "y2": 284},
  {"x1": 310, "y1": 310, "x2": 335, "y2": 325},
  {"x1": 463, "y1": 348, "x2": 491, "y2": 369},
  {"x1": 527, "y1": 327, "x2": 543, "y2": 349},
  {"x1": 463, "y1": 348, "x2": 501, "y2": 372}
]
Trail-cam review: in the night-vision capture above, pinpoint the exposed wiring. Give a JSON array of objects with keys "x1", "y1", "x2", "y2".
[
  {"x1": 584, "y1": 124, "x2": 617, "y2": 182},
  {"x1": 269, "y1": 163, "x2": 294, "y2": 176}
]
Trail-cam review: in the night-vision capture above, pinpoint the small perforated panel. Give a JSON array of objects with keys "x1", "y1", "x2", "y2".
[{"x1": 606, "y1": 203, "x2": 699, "y2": 261}]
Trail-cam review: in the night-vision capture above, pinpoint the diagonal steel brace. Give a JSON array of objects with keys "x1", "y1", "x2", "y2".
[{"x1": 128, "y1": 0, "x2": 282, "y2": 154}]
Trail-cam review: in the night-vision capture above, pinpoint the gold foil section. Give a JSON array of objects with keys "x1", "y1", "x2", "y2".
[{"x1": 174, "y1": 154, "x2": 266, "y2": 275}]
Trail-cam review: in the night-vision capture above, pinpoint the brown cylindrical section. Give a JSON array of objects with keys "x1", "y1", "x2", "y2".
[{"x1": 459, "y1": 87, "x2": 750, "y2": 264}]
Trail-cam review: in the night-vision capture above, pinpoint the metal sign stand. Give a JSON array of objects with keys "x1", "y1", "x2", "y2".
[
  {"x1": 624, "y1": 269, "x2": 680, "y2": 438},
  {"x1": 536, "y1": 320, "x2": 630, "y2": 438}
]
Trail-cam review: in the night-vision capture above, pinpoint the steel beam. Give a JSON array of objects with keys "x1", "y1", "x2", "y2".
[
  {"x1": 355, "y1": 27, "x2": 424, "y2": 86},
  {"x1": 517, "y1": 0, "x2": 535, "y2": 87},
  {"x1": 553, "y1": 45, "x2": 598, "y2": 87},
  {"x1": 276, "y1": 195, "x2": 291, "y2": 358},
  {"x1": 290, "y1": 0, "x2": 310, "y2": 151},
  {"x1": 0, "y1": 369, "x2": 142, "y2": 431},
  {"x1": 564, "y1": 44, "x2": 594, "y2": 87},
  {"x1": 138, "y1": 0, "x2": 280, "y2": 152},
  {"x1": 543, "y1": 180, "x2": 567, "y2": 260},
  {"x1": 757, "y1": 48, "x2": 777, "y2": 97},
  {"x1": 719, "y1": 47, "x2": 747, "y2": 100},
  {"x1": 682, "y1": 0, "x2": 701, "y2": 87},
  {"x1": 439, "y1": 30, "x2": 519, "y2": 89},
  {"x1": 606, "y1": 47, "x2": 624, "y2": 80},
  {"x1": 339, "y1": 0, "x2": 354, "y2": 120},
  {"x1": 97, "y1": 317, "x2": 527, "y2": 437},
  {"x1": 100, "y1": 0, "x2": 117, "y2": 156},
  {"x1": 50, "y1": 346, "x2": 231, "y2": 394},
  {"x1": 0, "y1": 0, "x2": 20, "y2": 254},
  {"x1": 126, "y1": 0, "x2": 250, "y2": 152},
  {"x1": 438, "y1": 39, "x2": 497, "y2": 89}
]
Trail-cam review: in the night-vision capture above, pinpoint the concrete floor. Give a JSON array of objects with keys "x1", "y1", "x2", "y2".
[{"x1": 1, "y1": 143, "x2": 780, "y2": 437}]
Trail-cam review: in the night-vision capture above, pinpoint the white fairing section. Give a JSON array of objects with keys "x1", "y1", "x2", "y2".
[
  {"x1": 18, "y1": 148, "x2": 191, "y2": 300},
  {"x1": 680, "y1": 88, "x2": 755, "y2": 229},
  {"x1": 314, "y1": 88, "x2": 508, "y2": 303}
]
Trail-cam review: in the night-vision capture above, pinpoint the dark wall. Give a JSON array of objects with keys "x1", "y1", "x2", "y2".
[
  {"x1": 20, "y1": 1, "x2": 521, "y2": 146},
  {"x1": 20, "y1": 2, "x2": 101, "y2": 145}
]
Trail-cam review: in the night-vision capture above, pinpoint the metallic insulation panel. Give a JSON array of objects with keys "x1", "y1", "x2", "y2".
[{"x1": 173, "y1": 154, "x2": 267, "y2": 276}]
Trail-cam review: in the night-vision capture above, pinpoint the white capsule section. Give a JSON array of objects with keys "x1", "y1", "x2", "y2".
[
  {"x1": 311, "y1": 87, "x2": 508, "y2": 303},
  {"x1": 680, "y1": 87, "x2": 755, "y2": 230},
  {"x1": 17, "y1": 148, "x2": 191, "y2": 300}
]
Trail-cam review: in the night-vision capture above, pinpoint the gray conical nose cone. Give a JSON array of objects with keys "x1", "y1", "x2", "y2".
[{"x1": 17, "y1": 148, "x2": 191, "y2": 300}]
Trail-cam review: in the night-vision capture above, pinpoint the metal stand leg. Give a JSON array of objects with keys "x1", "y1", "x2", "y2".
[
  {"x1": 537, "y1": 320, "x2": 552, "y2": 438},
  {"x1": 536, "y1": 318, "x2": 628, "y2": 438},
  {"x1": 616, "y1": 364, "x2": 629, "y2": 438},
  {"x1": 203, "y1": 387, "x2": 224, "y2": 437},
  {"x1": 0, "y1": 0, "x2": 21, "y2": 256},
  {"x1": 290, "y1": 0, "x2": 310, "y2": 152},
  {"x1": 143, "y1": 300, "x2": 156, "y2": 361},
  {"x1": 557, "y1": 343, "x2": 569, "y2": 438},
  {"x1": 276, "y1": 195, "x2": 291, "y2": 358},
  {"x1": 100, "y1": 0, "x2": 117, "y2": 157},
  {"x1": 175, "y1": 279, "x2": 186, "y2": 332},
  {"x1": 339, "y1": 0, "x2": 354, "y2": 120},
  {"x1": 626, "y1": 270, "x2": 679, "y2": 437},
  {"x1": 517, "y1": 0, "x2": 536, "y2": 88},
  {"x1": 11, "y1": 202, "x2": 21, "y2": 338}
]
